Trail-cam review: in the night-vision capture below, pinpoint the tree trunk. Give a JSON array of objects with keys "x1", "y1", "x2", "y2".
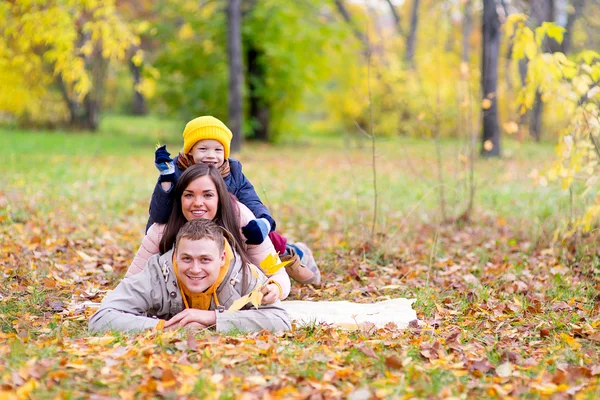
[
  {"x1": 529, "y1": 0, "x2": 554, "y2": 140},
  {"x1": 561, "y1": 0, "x2": 585, "y2": 54},
  {"x1": 57, "y1": 74, "x2": 80, "y2": 126},
  {"x1": 247, "y1": 44, "x2": 269, "y2": 141},
  {"x1": 129, "y1": 63, "x2": 147, "y2": 116},
  {"x1": 405, "y1": 0, "x2": 420, "y2": 69},
  {"x1": 531, "y1": 90, "x2": 543, "y2": 141},
  {"x1": 518, "y1": 58, "x2": 529, "y2": 126},
  {"x1": 227, "y1": 0, "x2": 243, "y2": 152},
  {"x1": 462, "y1": 0, "x2": 473, "y2": 62},
  {"x1": 129, "y1": 46, "x2": 147, "y2": 116},
  {"x1": 84, "y1": 95, "x2": 100, "y2": 131},
  {"x1": 481, "y1": 0, "x2": 501, "y2": 157},
  {"x1": 83, "y1": 41, "x2": 107, "y2": 131}
]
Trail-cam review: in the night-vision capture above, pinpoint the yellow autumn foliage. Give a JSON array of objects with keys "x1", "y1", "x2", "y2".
[
  {"x1": 0, "y1": 0, "x2": 142, "y2": 124},
  {"x1": 511, "y1": 14, "x2": 600, "y2": 234}
]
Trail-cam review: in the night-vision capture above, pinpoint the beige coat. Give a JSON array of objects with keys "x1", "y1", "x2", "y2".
[
  {"x1": 126, "y1": 201, "x2": 290, "y2": 299},
  {"x1": 89, "y1": 248, "x2": 291, "y2": 333}
]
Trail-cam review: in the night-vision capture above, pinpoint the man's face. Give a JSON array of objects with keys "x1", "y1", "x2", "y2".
[{"x1": 176, "y1": 237, "x2": 225, "y2": 294}]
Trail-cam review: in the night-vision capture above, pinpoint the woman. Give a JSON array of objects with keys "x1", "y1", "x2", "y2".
[{"x1": 126, "y1": 164, "x2": 290, "y2": 303}]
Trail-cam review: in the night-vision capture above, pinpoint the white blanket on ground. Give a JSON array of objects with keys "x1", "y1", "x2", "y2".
[
  {"x1": 80, "y1": 298, "x2": 418, "y2": 330},
  {"x1": 279, "y1": 298, "x2": 417, "y2": 329}
]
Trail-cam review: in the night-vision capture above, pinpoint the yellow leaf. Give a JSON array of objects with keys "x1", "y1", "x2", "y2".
[
  {"x1": 544, "y1": 22, "x2": 565, "y2": 44},
  {"x1": 260, "y1": 253, "x2": 291, "y2": 276},
  {"x1": 525, "y1": 41, "x2": 537, "y2": 60},
  {"x1": 16, "y1": 379, "x2": 37, "y2": 399},
  {"x1": 87, "y1": 336, "x2": 116, "y2": 346},
  {"x1": 481, "y1": 99, "x2": 492, "y2": 110},
  {"x1": 131, "y1": 50, "x2": 143, "y2": 67},
  {"x1": 560, "y1": 333, "x2": 581, "y2": 350},
  {"x1": 76, "y1": 250, "x2": 95, "y2": 262},
  {"x1": 227, "y1": 294, "x2": 251, "y2": 311},
  {"x1": 483, "y1": 140, "x2": 494, "y2": 152},
  {"x1": 202, "y1": 39, "x2": 214, "y2": 54},
  {"x1": 503, "y1": 121, "x2": 519, "y2": 134},
  {"x1": 513, "y1": 296, "x2": 522, "y2": 308},
  {"x1": 249, "y1": 289, "x2": 264, "y2": 309},
  {"x1": 178, "y1": 24, "x2": 194, "y2": 40}
]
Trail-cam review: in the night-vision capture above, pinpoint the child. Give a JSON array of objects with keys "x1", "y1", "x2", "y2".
[
  {"x1": 147, "y1": 116, "x2": 320, "y2": 286},
  {"x1": 89, "y1": 219, "x2": 291, "y2": 333}
]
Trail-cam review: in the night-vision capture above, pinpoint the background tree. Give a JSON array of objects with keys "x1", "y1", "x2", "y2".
[
  {"x1": 481, "y1": 0, "x2": 501, "y2": 157},
  {"x1": 116, "y1": 0, "x2": 161, "y2": 116},
  {"x1": 227, "y1": 0, "x2": 243, "y2": 152},
  {"x1": 0, "y1": 0, "x2": 142, "y2": 130},
  {"x1": 529, "y1": 0, "x2": 555, "y2": 141},
  {"x1": 560, "y1": 0, "x2": 585, "y2": 54},
  {"x1": 405, "y1": 0, "x2": 421, "y2": 69}
]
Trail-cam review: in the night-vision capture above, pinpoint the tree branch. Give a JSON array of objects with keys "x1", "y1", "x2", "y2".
[
  {"x1": 383, "y1": 0, "x2": 402, "y2": 34},
  {"x1": 333, "y1": 0, "x2": 369, "y2": 49}
]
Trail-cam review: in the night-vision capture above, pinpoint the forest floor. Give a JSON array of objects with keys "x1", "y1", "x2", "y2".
[{"x1": 1, "y1": 115, "x2": 599, "y2": 399}]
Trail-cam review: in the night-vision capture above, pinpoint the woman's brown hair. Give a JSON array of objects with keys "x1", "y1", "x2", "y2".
[{"x1": 159, "y1": 164, "x2": 251, "y2": 269}]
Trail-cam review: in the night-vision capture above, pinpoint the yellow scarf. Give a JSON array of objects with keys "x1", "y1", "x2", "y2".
[{"x1": 172, "y1": 239, "x2": 233, "y2": 310}]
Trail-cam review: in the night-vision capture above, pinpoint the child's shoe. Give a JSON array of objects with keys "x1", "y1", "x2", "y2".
[{"x1": 282, "y1": 243, "x2": 321, "y2": 287}]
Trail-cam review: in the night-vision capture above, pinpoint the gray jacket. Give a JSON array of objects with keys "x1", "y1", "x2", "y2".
[{"x1": 89, "y1": 248, "x2": 291, "y2": 333}]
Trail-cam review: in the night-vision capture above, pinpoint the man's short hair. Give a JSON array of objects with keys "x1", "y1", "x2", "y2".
[{"x1": 175, "y1": 219, "x2": 224, "y2": 253}]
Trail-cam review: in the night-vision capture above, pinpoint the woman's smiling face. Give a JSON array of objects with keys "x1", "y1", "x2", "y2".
[{"x1": 181, "y1": 175, "x2": 219, "y2": 222}]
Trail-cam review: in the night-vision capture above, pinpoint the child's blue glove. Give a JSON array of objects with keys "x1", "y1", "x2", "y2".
[
  {"x1": 155, "y1": 145, "x2": 175, "y2": 183},
  {"x1": 242, "y1": 218, "x2": 271, "y2": 245}
]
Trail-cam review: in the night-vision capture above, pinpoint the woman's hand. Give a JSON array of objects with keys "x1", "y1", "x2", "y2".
[
  {"x1": 261, "y1": 283, "x2": 280, "y2": 305},
  {"x1": 164, "y1": 309, "x2": 216, "y2": 329}
]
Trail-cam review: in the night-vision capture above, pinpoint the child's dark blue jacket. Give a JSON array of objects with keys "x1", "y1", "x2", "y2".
[{"x1": 146, "y1": 157, "x2": 275, "y2": 233}]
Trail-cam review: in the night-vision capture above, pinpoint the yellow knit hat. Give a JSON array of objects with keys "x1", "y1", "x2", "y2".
[{"x1": 182, "y1": 116, "x2": 233, "y2": 159}]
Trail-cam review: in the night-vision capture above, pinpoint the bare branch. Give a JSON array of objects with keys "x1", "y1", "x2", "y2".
[
  {"x1": 354, "y1": 121, "x2": 373, "y2": 139},
  {"x1": 383, "y1": 0, "x2": 402, "y2": 34},
  {"x1": 333, "y1": 0, "x2": 369, "y2": 49}
]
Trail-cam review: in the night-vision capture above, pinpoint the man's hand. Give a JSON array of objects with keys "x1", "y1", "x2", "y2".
[{"x1": 164, "y1": 309, "x2": 216, "y2": 329}]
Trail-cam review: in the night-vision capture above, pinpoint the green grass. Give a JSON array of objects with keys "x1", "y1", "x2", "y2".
[{"x1": 0, "y1": 113, "x2": 574, "y2": 242}]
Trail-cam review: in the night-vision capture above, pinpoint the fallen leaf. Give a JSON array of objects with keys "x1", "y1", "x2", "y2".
[
  {"x1": 540, "y1": 328, "x2": 551, "y2": 338},
  {"x1": 186, "y1": 333, "x2": 197, "y2": 352},
  {"x1": 470, "y1": 359, "x2": 493, "y2": 375},
  {"x1": 496, "y1": 362, "x2": 512, "y2": 378},
  {"x1": 76, "y1": 250, "x2": 95, "y2": 262},
  {"x1": 560, "y1": 333, "x2": 581, "y2": 350},
  {"x1": 354, "y1": 343, "x2": 378, "y2": 359},
  {"x1": 385, "y1": 355, "x2": 402, "y2": 370}
]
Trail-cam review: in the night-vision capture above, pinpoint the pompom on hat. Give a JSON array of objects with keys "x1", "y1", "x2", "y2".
[{"x1": 182, "y1": 116, "x2": 233, "y2": 159}]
